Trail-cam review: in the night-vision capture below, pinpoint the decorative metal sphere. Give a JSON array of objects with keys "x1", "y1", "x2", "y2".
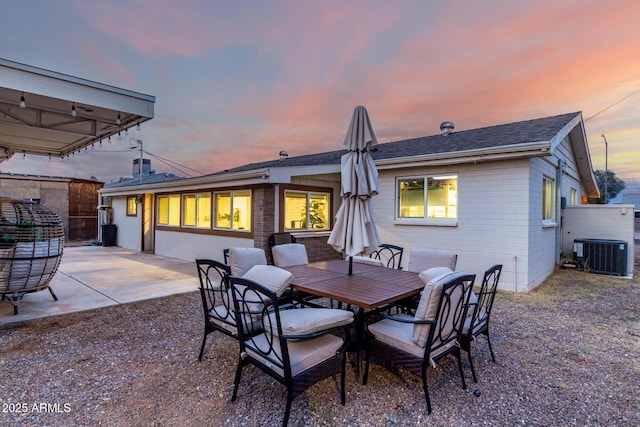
[{"x1": 0, "y1": 197, "x2": 64, "y2": 312}]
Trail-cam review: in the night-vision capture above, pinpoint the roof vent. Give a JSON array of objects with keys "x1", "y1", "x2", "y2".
[
  {"x1": 440, "y1": 121, "x2": 455, "y2": 136},
  {"x1": 279, "y1": 150, "x2": 288, "y2": 160}
]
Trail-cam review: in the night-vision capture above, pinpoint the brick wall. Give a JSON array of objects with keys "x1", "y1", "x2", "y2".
[
  {"x1": 297, "y1": 235, "x2": 342, "y2": 263},
  {"x1": 252, "y1": 184, "x2": 340, "y2": 263}
]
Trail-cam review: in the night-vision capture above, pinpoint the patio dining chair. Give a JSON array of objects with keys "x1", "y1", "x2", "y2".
[
  {"x1": 268, "y1": 232, "x2": 297, "y2": 263},
  {"x1": 227, "y1": 247, "x2": 267, "y2": 276},
  {"x1": 401, "y1": 248, "x2": 459, "y2": 314},
  {"x1": 229, "y1": 275, "x2": 353, "y2": 427},
  {"x1": 370, "y1": 243, "x2": 404, "y2": 269},
  {"x1": 459, "y1": 264, "x2": 502, "y2": 382},
  {"x1": 407, "y1": 248, "x2": 457, "y2": 273},
  {"x1": 196, "y1": 258, "x2": 289, "y2": 361},
  {"x1": 272, "y1": 243, "x2": 309, "y2": 267},
  {"x1": 196, "y1": 258, "x2": 235, "y2": 361},
  {"x1": 364, "y1": 271, "x2": 475, "y2": 414}
]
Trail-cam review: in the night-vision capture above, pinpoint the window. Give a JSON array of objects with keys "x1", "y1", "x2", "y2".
[
  {"x1": 157, "y1": 195, "x2": 181, "y2": 226},
  {"x1": 284, "y1": 190, "x2": 330, "y2": 231},
  {"x1": 542, "y1": 177, "x2": 555, "y2": 221},
  {"x1": 570, "y1": 188, "x2": 578, "y2": 205},
  {"x1": 126, "y1": 196, "x2": 137, "y2": 216},
  {"x1": 396, "y1": 175, "x2": 457, "y2": 219},
  {"x1": 214, "y1": 190, "x2": 251, "y2": 231},
  {"x1": 182, "y1": 193, "x2": 211, "y2": 228}
]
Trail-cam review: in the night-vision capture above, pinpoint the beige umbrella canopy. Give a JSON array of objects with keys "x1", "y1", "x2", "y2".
[{"x1": 328, "y1": 105, "x2": 381, "y2": 274}]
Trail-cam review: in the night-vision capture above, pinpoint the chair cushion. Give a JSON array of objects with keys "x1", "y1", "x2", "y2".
[
  {"x1": 350, "y1": 255, "x2": 385, "y2": 267},
  {"x1": 268, "y1": 308, "x2": 353, "y2": 337},
  {"x1": 368, "y1": 314, "x2": 424, "y2": 358},
  {"x1": 245, "y1": 333, "x2": 344, "y2": 377},
  {"x1": 229, "y1": 247, "x2": 267, "y2": 276},
  {"x1": 272, "y1": 243, "x2": 308, "y2": 267},
  {"x1": 369, "y1": 315, "x2": 459, "y2": 363},
  {"x1": 407, "y1": 248, "x2": 457, "y2": 273},
  {"x1": 242, "y1": 265, "x2": 293, "y2": 297},
  {"x1": 419, "y1": 267, "x2": 454, "y2": 284},
  {"x1": 413, "y1": 271, "x2": 459, "y2": 347},
  {"x1": 209, "y1": 304, "x2": 238, "y2": 334}
]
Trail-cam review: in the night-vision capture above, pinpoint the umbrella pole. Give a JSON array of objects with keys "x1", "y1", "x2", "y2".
[{"x1": 348, "y1": 256, "x2": 353, "y2": 275}]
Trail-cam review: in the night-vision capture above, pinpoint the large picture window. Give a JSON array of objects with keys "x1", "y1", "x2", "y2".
[
  {"x1": 157, "y1": 195, "x2": 181, "y2": 226},
  {"x1": 396, "y1": 175, "x2": 457, "y2": 219},
  {"x1": 182, "y1": 193, "x2": 211, "y2": 228},
  {"x1": 543, "y1": 177, "x2": 555, "y2": 220},
  {"x1": 214, "y1": 190, "x2": 251, "y2": 231},
  {"x1": 284, "y1": 190, "x2": 330, "y2": 231}
]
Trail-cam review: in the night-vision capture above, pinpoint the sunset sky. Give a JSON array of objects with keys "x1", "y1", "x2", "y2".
[{"x1": 1, "y1": 0, "x2": 639, "y2": 188}]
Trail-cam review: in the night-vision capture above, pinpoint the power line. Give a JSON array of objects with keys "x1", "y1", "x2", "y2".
[
  {"x1": 144, "y1": 149, "x2": 206, "y2": 176},
  {"x1": 585, "y1": 87, "x2": 640, "y2": 122}
]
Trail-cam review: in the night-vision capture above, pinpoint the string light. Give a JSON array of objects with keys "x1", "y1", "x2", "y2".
[
  {"x1": 20, "y1": 93, "x2": 26, "y2": 109},
  {"x1": 71, "y1": 103, "x2": 77, "y2": 117},
  {"x1": 136, "y1": 121, "x2": 141, "y2": 131},
  {"x1": 116, "y1": 113, "x2": 121, "y2": 125}
]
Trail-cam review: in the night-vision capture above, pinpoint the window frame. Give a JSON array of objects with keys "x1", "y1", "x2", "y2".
[
  {"x1": 212, "y1": 189, "x2": 252, "y2": 233},
  {"x1": 181, "y1": 192, "x2": 212, "y2": 229},
  {"x1": 570, "y1": 188, "x2": 578, "y2": 205},
  {"x1": 157, "y1": 194, "x2": 181, "y2": 227},
  {"x1": 394, "y1": 174, "x2": 458, "y2": 226},
  {"x1": 126, "y1": 196, "x2": 138, "y2": 217},
  {"x1": 542, "y1": 176, "x2": 556, "y2": 225},
  {"x1": 278, "y1": 184, "x2": 335, "y2": 234}
]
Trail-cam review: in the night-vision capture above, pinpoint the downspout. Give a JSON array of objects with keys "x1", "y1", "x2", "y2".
[{"x1": 555, "y1": 158, "x2": 564, "y2": 265}]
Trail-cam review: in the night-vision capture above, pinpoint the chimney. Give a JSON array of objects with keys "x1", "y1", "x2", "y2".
[{"x1": 133, "y1": 158, "x2": 151, "y2": 176}]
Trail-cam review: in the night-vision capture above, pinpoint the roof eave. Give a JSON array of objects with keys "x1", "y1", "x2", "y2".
[
  {"x1": 375, "y1": 141, "x2": 551, "y2": 170},
  {"x1": 99, "y1": 168, "x2": 271, "y2": 196}
]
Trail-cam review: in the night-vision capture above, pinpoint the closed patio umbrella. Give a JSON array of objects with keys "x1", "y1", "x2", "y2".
[{"x1": 328, "y1": 105, "x2": 381, "y2": 274}]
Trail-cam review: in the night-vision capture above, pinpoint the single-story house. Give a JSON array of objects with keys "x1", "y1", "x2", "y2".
[{"x1": 98, "y1": 111, "x2": 600, "y2": 292}]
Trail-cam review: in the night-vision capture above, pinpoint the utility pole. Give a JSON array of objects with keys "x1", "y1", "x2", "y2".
[{"x1": 601, "y1": 134, "x2": 608, "y2": 203}]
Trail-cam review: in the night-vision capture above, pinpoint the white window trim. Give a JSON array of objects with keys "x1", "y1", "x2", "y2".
[
  {"x1": 542, "y1": 175, "x2": 555, "y2": 224},
  {"x1": 394, "y1": 174, "x2": 458, "y2": 224}
]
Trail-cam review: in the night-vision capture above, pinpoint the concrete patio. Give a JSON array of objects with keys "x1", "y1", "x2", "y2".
[{"x1": 0, "y1": 246, "x2": 198, "y2": 325}]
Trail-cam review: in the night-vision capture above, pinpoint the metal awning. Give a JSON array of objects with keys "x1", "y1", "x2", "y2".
[{"x1": 0, "y1": 58, "x2": 155, "y2": 162}]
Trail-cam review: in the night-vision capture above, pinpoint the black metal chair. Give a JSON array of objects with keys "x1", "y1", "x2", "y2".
[
  {"x1": 229, "y1": 275, "x2": 352, "y2": 427},
  {"x1": 223, "y1": 248, "x2": 230, "y2": 264},
  {"x1": 195, "y1": 259, "x2": 236, "y2": 361},
  {"x1": 268, "y1": 232, "x2": 297, "y2": 263},
  {"x1": 370, "y1": 243, "x2": 404, "y2": 269},
  {"x1": 364, "y1": 272, "x2": 475, "y2": 414},
  {"x1": 459, "y1": 264, "x2": 502, "y2": 382}
]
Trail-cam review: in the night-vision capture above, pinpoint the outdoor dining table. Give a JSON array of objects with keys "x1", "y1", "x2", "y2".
[{"x1": 282, "y1": 259, "x2": 425, "y2": 382}]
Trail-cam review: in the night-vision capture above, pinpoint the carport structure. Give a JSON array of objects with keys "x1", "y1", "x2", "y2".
[{"x1": 0, "y1": 58, "x2": 155, "y2": 162}]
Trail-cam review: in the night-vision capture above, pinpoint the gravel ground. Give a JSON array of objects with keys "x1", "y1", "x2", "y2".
[{"x1": 1, "y1": 266, "x2": 639, "y2": 426}]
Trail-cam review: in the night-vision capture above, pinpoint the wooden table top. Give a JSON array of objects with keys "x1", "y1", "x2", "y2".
[{"x1": 283, "y1": 259, "x2": 424, "y2": 310}]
